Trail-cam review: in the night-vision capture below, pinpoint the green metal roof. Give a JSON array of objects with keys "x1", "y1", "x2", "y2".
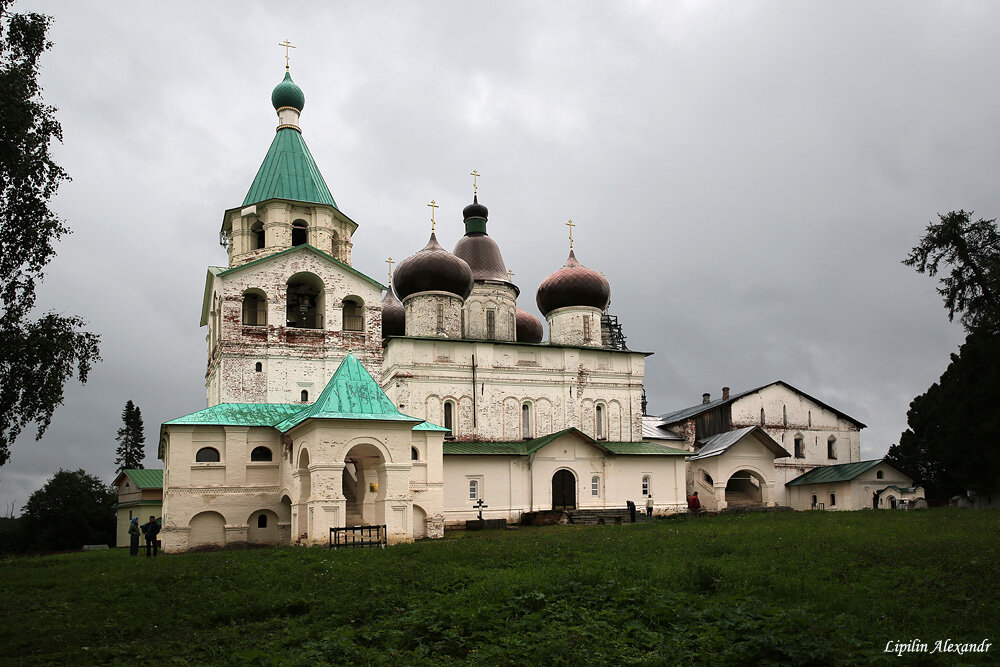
[
  {"x1": 164, "y1": 403, "x2": 303, "y2": 427},
  {"x1": 243, "y1": 127, "x2": 337, "y2": 208},
  {"x1": 786, "y1": 459, "x2": 883, "y2": 486},
  {"x1": 443, "y1": 428, "x2": 690, "y2": 456},
  {"x1": 117, "y1": 469, "x2": 163, "y2": 489},
  {"x1": 275, "y1": 353, "x2": 420, "y2": 432},
  {"x1": 216, "y1": 244, "x2": 386, "y2": 291},
  {"x1": 414, "y1": 420, "x2": 449, "y2": 432}
]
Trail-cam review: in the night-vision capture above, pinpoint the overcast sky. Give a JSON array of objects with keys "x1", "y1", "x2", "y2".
[{"x1": 5, "y1": 1, "x2": 988, "y2": 512}]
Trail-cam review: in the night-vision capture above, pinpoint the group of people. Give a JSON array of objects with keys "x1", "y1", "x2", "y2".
[
  {"x1": 625, "y1": 492, "x2": 702, "y2": 522},
  {"x1": 127, "y1": 515, "x2": 161, "y2": 557}
]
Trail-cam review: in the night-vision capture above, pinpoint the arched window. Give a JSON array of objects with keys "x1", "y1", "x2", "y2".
[
  {"x1": 595, "y1": 404, "x2": 605, "y2": 440},
  {"x1": 486, "y1": 309, "x2": 496, "y2": 339},
  {"x1": 827, "y1": 436, "x2": 837, "y2": 459},
  {"x1": 591, "y1": 475, "x2": 600, "y2": 497},
  {"x1": 330, "y1": 230, "x2": 340, "y2": 258},
  {"x1": 468, "y1": 478, "x2": 479, "y2": 500},
  {"x1": 286, "y1": 273, "x2": 324, "y2": 329},
  {"x1": 830, "y1": 493, "x2": 836, "y2": 507},
  {"x1": 583, "y1": 316, "x2": 592, "y2": 341},
  {"x1": 195, "y1": 447, "x2": 220, "y2": 463},
  {"x1": 257, "y1": 514, "x2": 268, "y2": 528},
  {"x1": 411, "y1": 446, "x2": 419, "y2": 461},
  {"x1": 876, "y1": 470, "x2": 884, "y2": 480},
  {"x1": 250, "y1": 446, "x2": 272, "y2": 462},
  {"x1": 760, "y1": 408, "x2": 765, "y2": 426},
  {"x1": 436, "y1": 304, "x2": 445, "y2": 333},
  {"x1": 255, "y1": 362, "x2": 262, "y2": 372},
  {"x1": 300, "y1": 390, "x2": 309, "y2": 402},
  {"x1": 291, "y1": 220, "x2": 308, "y2": 246},
  {"x1": 444, "y1": 401, "x2": 454, "y2": 438},
  {"x1": 794, "y1": 435, "x2": 805, "y2": 459},
  {"x1": 251, "y1": 221, "x2": 265, "y2": 250},
  {"x1": 641, "y1": 475, "x2": 651, "y2": 497},
  {"x1": 242, "y1": 291, "x2": 266, "y2": 326},
  {"x1": 342, "y1": 297, "x2": 364, "y2": 332},
  {"x1": 703, "y1": 471, "x2": 714, "y2": 486},
  {"x1": 521, "y1": 403, "x2": 532, "y2": 440}
]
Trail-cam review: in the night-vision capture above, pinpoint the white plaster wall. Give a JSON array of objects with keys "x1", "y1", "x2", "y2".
[
  {"x1": 403, "y1": 292, "x2": 464, "y2": 338},
  {"x1": 546, "y1": 306, "x2": 604, "y2": 348},
  {"x1": 462, "y1": 283, "x2": 517, "y2": 341},
  {"x1": 226, "y1": 201, "x2": 355, "y2": 266}
]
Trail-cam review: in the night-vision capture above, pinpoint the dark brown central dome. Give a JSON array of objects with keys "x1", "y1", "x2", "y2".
[
  {"x1": 453, "y1": 195, "x2": 513, "y2": 285},
  {"x1": 536, "y1": 249, "x2": 611, "y2": 316},
  {"x1": 381, "y1": 286, "x2": 405, "y2": 337},
  {"x1": 515, "y1": 308, "x2": 543, "y2": 343},
  {"x1": 393, "y1": 233, "x2": 474, "y2": 301}
]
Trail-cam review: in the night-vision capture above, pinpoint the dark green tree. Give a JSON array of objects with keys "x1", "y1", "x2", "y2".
[
  {"x1": 0, "y1": 2, "x2": 101, "y2": 466},
  {"x1": 21, "y1": 469, "x2": 116, "y2": 550},
  {"x1": 114, "y1": 400, "x2": 145, "y2": 472},
  {"x1": 903, "y1": 210, "x2": 1000, "y2": 334}
]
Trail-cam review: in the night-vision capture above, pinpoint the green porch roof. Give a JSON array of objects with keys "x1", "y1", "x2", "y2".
[
  {"x1": 443, "y1": 428, "x2": 690, "y2": 456},
  {"x1": 243, "y1": 127, "x2": 337, "y2": 208},
  {"x1": 786, "y1": 459, "x2": 883, "y2": 486},
  {"x1": 275, "y1": 353, "x2": 420, "y2": 432},
  {"x1": 164, "y1": 403, "x2": 303, "y2": 428},
  {"x1": 119, "y1": 469, "x2": 163, "y2": 489},
  {"x1": 414, "y1": 420, "x2": 449, "y2": 432},
  {"x1": 216, "y1": 244, "x2": 386, "y2": 291}
]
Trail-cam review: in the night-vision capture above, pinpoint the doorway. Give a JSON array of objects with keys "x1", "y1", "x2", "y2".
[{"x1": 552, "y1": 469, "x2": 576, "y2": 510}]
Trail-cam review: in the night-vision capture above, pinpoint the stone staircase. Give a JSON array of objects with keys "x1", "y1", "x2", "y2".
[{"x1": 343, "y1": 486, "x2": 362, "y2": 526}]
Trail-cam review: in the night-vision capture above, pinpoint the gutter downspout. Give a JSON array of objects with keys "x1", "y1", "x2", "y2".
[{"x1": 471, "y1": 353, "x2": 478, "y2": 438}]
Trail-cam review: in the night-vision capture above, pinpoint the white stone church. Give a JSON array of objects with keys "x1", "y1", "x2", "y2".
[{"x1": 158, "y1": 68, "x2": 897, "y2": 551}]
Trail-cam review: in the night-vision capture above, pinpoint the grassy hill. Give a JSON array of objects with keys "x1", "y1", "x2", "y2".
[{"x1": 1, "y1": 509, "x2": 997, "y2": 665}]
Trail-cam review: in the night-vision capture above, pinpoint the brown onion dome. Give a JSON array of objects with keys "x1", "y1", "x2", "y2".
[
  {"x1": 453, "y1": 196, "x2": 512, "y2": 284},
  {"x1": 393, "y1": 233, "x2": 474, "y2": 301},
  {"x1": 515, "y1": 307, "x2": 543, "y2": 343},
  {"x1": 381, "y1": 286, "x2": 405, "y2": 336},
  {"x1": 536, "y1": 249, "x2": 611, "y2": 316}
]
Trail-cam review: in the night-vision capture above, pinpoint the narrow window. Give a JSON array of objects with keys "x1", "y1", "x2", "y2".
[
  {"x1": 257, "y1": 514, "x2": 268, "y2": 528},
  {"x1": 811, "y1": 494, "x2": 818, "y2": 508},
  {"x1": 583, "y1": 316, "x2": 591, "y2": 341},
  {"x1": 342, "y1": 297, "x2": 364, "y2": 332},
  {"x1": 591, "y1": 476, "x2": 600, "y2": 497},
  {"x1": 827, "y1": 436, "x2": 837, "y2": 459},
  {"x1": 703, "y1": 471, "x2": 714, "y2": 486},
  {"x1": 595, "y1": 404, "x2": 604, "y2": 440},
  {"x1": 255, "y1": 362, "x2": 262, "y2": 372},
  {"x1": 251, "y1": 221, "x2": 265, "y2": 250},
  {"x1": 521, "y1": 403, "x2": 532, "y2": 439},
  {"x1": 195, "y1": 447, "x2": 220, "y2": 463},
  {"x1": 436, "y1": 304, "x2": 445, "y2": 332},
  {"x1": 641, "y1": 475, "x2": 651, "y2": 497},
  {"x1": 876, "y1": 470, "x2": 884, "y2": 480},
  {"x1": 242, "y1": 292, "x2": 266, "y2": 326},
  {"x1": 794, "y1": 436, "x2": 805, "y2": 459},
  {"x1": 808, "y1": 410, "x2": 812, "y2": 427},
  {"x1": 411, "y1": 446, "x2": 419, "y2": 461},
  {"x1": 300, "y1": 390, "x2": 309, "y2": 402},
  {"x1": 486, "y1": 309, "x2": 496, "y2": 339},
  {"x1": 830, "y1": 493, "x2": 836, "y2": 507},
  {"x1": 129, "y1": 510, "x2": 133, "y2": 519},
  {"x1": 291, "y1": 220, "x2": 308, "y2": 246},
  {"x1": 250, "y1": 446, "x2": 272, "y2": 462},
  {"x1": 444, "y1": 402, "x2": 454, "y2": 438},
  {"x1": 469, "y1": 479, "x2": 479, "y2": 500},
  {"x1": 782, "y1": 405, "x2": 787, "y2": 427},
  {"x1": 760, "y1": 408, "x2": 765, "y2": 426}
]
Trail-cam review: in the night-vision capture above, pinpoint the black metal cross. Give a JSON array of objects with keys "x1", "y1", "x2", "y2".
[{"x1": 473, "y1": 498, "x2": 488, "y2": 521}]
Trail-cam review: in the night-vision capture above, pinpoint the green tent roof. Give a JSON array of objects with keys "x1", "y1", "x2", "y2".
[
  {"x1": 443, "y1": 428, "x2": 689, "y2": 456},
  {"x1": 786, "y1": 459, "x2": 883, "y2": 486},
  {"x1": 243, "y1": 127, "x2": 337, "y2": 208},
  {"x1": 414, "y1": 420, "x2": 449, "y2": 432},
  {"x1": 120, "y1": 469, "x2": 163, "y2": 489},
  {"x1": 275, "y1": 353, "x2": 420, "y2": 432},
  {"x1": 164, "y1": 403, "x2": 304, "y2": 428}
]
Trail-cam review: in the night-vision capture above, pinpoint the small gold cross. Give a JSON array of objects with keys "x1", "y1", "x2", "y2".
[
  {"x1": 427, "y1": 200, "x2": 439, "y2": 232},
  {"x1": 385, "y1": 257, "x2": 394, "y2": 283},
  {"x1": 506, "y1": 269, "x2": 515, "y2": 281},
  {"x1": 566, "y1": 219, "x2": 575, "y2": 249},
  {"x1": 470, "y1": 169, "x2": 480, "y2": 195},
  {"x1": 278, "y1": 40, "x2": 296, "y2": 69}
]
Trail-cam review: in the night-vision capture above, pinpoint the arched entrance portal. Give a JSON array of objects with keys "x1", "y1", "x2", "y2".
[
  {"x1": 725, "y1": 469, "x2": 765, "y2": 507},
  {"x1": 343, "y1": 443, "x2": 386, "y2": 526},
  {"x1": 552, "y1": 469, "x2": 576, "y2": 510}
]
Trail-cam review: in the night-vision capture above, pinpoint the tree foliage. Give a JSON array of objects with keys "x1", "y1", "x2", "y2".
[
  {"x1": 21, "y1": 468, "x2": 116, "y2": 550},
  {"x1": 114, "y1": 400, "x2": 145, "y2": 472},
  {"x1": 0, "y1": 2, "x2": 100, "y2": 465},
  {"x1": 903, "y1": 210, "x2": 1000, "y2": 334}
]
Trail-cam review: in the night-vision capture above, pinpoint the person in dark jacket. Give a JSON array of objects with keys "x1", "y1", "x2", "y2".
[
  {"x1": 128, "y1": 517, "x2": 141, "y2": 557},
  {"x1": 142, "y1": 516, "x2": 160, "y2": 557},
  {"x1": 626, "y1": 500, "x2": 636, "y2": 523}
]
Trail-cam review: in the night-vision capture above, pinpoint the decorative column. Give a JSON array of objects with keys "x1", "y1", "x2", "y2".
[
  {"x1": 306, "y1": 462, "x2": 346, "y2": 544},
  {"x1": 381, "y1": 462, "x2": 414, "y2": 544}
]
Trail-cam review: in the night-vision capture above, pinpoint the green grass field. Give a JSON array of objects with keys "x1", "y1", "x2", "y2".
[{"x1": 1, "y1": 509, "x2": 997, "y2": 665}]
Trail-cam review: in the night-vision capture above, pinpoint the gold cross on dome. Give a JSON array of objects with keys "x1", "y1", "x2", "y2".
[
  {"x1": 506, "y1": 269, "x2": 515, "y2": 281},
  {"x1": 427, "y1": 200, "x2": 439, "y2": 232},
  {"x1": 385, "y1": 257, "x2": 394, "y2": 283},
  {"x1": 278, "y1": 40, "x2": 296, "y2": 69},
  {"x1": 566, "y1": 219, "x2": 575, "y2": 249},
  {"x1": 470, "y1": 169, "x2": 480, "y2": 195}
]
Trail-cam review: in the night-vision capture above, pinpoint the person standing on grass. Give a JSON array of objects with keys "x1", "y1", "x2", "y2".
[
  {"x1": 626, "y1": 500, "x2": 636, "y2": 523},
  {"x1": 142, "y1": 515, "x2": 160, "y2": 557},
  {"x1": 687, "y1": 491, "x2": 701, "y2": 517},
  {"x1": 128, "y1": 517, "x2": 141, "y2": 556},
  {"x1": 645, "y1": 495, "x2": 654, "y2": 518}
]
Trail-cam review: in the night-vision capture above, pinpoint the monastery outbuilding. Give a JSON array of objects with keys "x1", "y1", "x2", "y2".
[{"x1": 158, "y1": 64, "x2": 884, "y2": 551}]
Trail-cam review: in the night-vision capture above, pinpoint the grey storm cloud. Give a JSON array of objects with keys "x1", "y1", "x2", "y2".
[{"x1": 3, "y1": 0, "x2": 983, "y2": 511}]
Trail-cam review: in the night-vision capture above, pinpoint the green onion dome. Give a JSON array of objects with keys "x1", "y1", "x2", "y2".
[{"x1": 271, "y1": 71, "x2": 305, "y2": 111}]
